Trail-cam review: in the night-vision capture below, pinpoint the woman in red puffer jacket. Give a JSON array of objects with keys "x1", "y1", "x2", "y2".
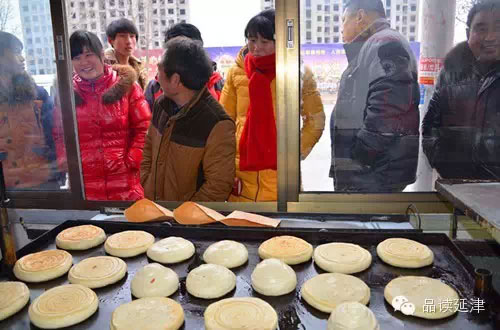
[{"x1": 70, "y1": 30, "x2": 151, "y2": 200}]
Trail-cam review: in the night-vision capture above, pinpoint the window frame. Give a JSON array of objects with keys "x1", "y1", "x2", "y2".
[{"x1": 8, "y1": 0, "x2": 448, "y2": 215}]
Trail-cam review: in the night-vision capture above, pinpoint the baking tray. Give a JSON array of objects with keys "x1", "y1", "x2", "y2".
[{"x1": 1, "y1": 220, "x2": 499, "y2": 329}]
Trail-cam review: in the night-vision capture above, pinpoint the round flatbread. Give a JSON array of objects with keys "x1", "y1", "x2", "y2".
[
  {"x1": 377, "y1": 238, "x2": 434, "y2": 268},
  {"x1": 0, "y1": 281, "x2": 30, "y2": 321},
  {"x1": 110, "y1": 297, "x2": 184, "y2": 330},
  {"x1": 314, "y1": 243, "x2": 372, "y2": 274},
  {"x1": 147, "y1": 237, "x2": 195, "y2": 264},
  {"x1": 327, "y1": 302, "x2": 379, "y2": 330},
  {"x1": 186, "y1": 264, "x2": 236, "y2": 299},
  {"x1": 301, "y1": 273, "x2": 370, "y2": 313},
  {"x1": 131, "y1": 263, "x2": 179, "y2": 298},
  {"x1": 105, "y1": 231, "x2": 155, "y2": 258},
  {"x1": 68, "y1": 256, "x2": 127, "y2": 288},
  {"x1": 56, "y1": 225, "x2": 106, "y2": 250},
  {"x1": 258, "y1": 236, "x2": 313, "y2": 265},
  {"x1": 251, "y1": 258, "x2": 297, "y2": 296},
  {"x1": 14, "y1": 249, "x2": 73, "y2": 283},
  {"x1": 203, "y1": 240, "x2": 248, "y2": 268},
  {"x1": 29, "y1": 284, "x2": 98, "y2": 329},
  {"x1": 384, "y1": 276, "x2": 459, "y2": 319},
  {"x1": 204, "y1": 297, "x2": 278, "y2": 330}
]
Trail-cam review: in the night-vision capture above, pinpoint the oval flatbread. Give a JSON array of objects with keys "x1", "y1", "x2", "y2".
[
  {"x1": 204, "y1": 297, "x2": 278, "y2": 330},
  {"x1": 56, "y1": 225, "x2": 106, "y2": 250},
  {"x1": 131, "y1": 263, "x2": 179, "y2": 298},
  {"x1": 147, "y1": 237, "x2": 195, "y2": 264},
  {"x1": 377, "y1": 238, "x2": 434, "y2": 268},
  {"x1": 251, "y1": 258, "x2": 297, "y2": 296},
  {"x1": 14, "y1": 249, "x2": 73, "y2": 283},
  {"x1": 258, "y1": 236, "x2": 313, "y2": 265},
  {"x1": 384, "y1": 276, "x2": 459, "y2": 319},
  {"x1": 0, "y1": 281, "x2": 30, "y2": 321},
  {"x1": 105, "y1": 231, "x2": 155, "y2": 258},
  {"x1": 29, "y1": 284, "x2": 98, "y2": 329},
  {"x1": 301, "y1": 273, "x2": 370, "y2": 313},
  {"x1": 314, "y1": 243, "x2": 372, "y2": 274},
  {"x1": 68, "y1": 256, "x2": 127, "y2": 288},
  {"x1": 110, "y1": 297, "x2": 184, "y2": 330},
  {"x1": 203, "y1": 240, "x2": 248, "y2": 268},
  {"x1": 186, "y1": 264, "x2": 236, "y2": 299},
  {"x1": 327, "y1": 302, "x2": 379, "y2": 330}
]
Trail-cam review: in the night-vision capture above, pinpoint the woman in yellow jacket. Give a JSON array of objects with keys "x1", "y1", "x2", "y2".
[{"x1": 220, "y1": 9, "x2": 325, "y2": 202}]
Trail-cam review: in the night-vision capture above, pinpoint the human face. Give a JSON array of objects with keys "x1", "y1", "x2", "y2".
[
  {"x1": 157, "y1": 63, "x2": 178, "y2": 98},
  {"x1": 109, "y1": 32, "x2": 137, "y2": 58},
  {"x1": 72, "y1": 48, "x2": 104, "y2": 80},
  {"x1": 342, "y1": 8, "x2": 362, "y2": 43},
  {"x1": 247, "y1": 34, "x2": 275, "y2": 57},
  {"x1": 468, "y1": 9, "x2": 500, "y2": 64},
  {"x1": 0, "y1": 46, "x2": 25, "y2": 75}
]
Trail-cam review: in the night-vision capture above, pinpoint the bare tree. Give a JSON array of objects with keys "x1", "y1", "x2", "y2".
[
  {"x1": 0, "y1": 0, "x2": 15, "y2": 32},
  {"x1": 456, "y1": 0, "x2": 478, "y2": 26}
]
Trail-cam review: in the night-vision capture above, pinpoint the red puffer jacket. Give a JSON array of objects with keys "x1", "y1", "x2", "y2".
[{"x1": 73, "y1": 64, "x2": 151, "y2": 200}]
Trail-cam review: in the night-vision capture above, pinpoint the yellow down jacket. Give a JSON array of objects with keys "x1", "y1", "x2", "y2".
[{"x1": 220, "y1": 47, "x2": 325, "y2": 202}]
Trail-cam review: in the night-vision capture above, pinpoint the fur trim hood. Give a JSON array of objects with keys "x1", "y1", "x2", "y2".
[
  {"x1": 0, "y1": 72, "x2": 37, "y2": 105},
  {"x1": 74, "y1": 64, "x2": 137, "y2": 106},
  {"x1": 443, "y1": 41, "x2": 475, "y2": 75}
]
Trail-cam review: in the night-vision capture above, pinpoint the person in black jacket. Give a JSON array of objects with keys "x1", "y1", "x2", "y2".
[
  {"x1": 422, "y1": 0, "x2": 500, "y2": 180},
  {"x1": 330, "y1": 0, "x2": 420, "y2": 192},
  {"x1": 144, "y1": 23, "x2": 224, "y2": 111}
]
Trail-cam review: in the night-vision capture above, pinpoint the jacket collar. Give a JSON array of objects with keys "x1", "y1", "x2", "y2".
[
  {"x1": 160, "y1": 86, "x2": 208, "y2": 121},
  {"x1": 236, "y1": 46, "x2": 249, "y2": 70},
  {"x1": 344, "y1": 18, "x2": 390, "y2": 62},
  {"x1": 444, "y1": 41, "x2": 500, "y2": 78},
  {"x1": 73, "y1": 64, "x2": 137, "y2": 105},
  {"x1": 73, "y1": 64, "x2": 115, "y2": 94},
  {"x1": 104, "y1": 47, "x2": 142, "y2": 66}
]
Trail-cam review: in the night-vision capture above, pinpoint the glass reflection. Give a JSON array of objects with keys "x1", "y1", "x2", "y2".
[
  {"x1": 422, "y1": 1, "x2": 500, "y2": 181},
  {"x1": 0, "y1": 31, "x2": 63, "y2": 190}
]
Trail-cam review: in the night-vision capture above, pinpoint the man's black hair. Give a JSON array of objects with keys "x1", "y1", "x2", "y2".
[
  {"x1": 0, "y1": 31, "x2": 23, "y2": 56},
  {"x1": 70, "y1": 30, "x2": 103, "y2": 60},
  {"x1": 160, "y1": 38, "x2": 213, "y2": 90},
  {"x1": 345, "y1": 0, "x2": 386, "y2": 18},
  {"x1": 106, "y1": 18, "x2": 139, "y2": 41},
  {"x1": 244, "y1": 9, "x2": 275, "y2": 40},
  {"x1": 164, "y1": 23, "x2": 203, "y2": 45},
  {"x1": 467, "y1": 0, "x2": 500, "y2": 28}
]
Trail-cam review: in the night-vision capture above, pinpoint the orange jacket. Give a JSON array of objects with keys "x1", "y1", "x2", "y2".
[{"x1": 220, "y1": 47, "x2": 325, "y2": 202}]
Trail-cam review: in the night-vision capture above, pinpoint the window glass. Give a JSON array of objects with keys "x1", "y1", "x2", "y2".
[
  {"x1": 300, "y1": 0, "x2": 500, "y2": 192},
  {"x1": 1, "y1": 0, "x2": 69, "y2": 192},
  {"x1": 64, "y1": 0, "x2": 272, "y2": 201}
]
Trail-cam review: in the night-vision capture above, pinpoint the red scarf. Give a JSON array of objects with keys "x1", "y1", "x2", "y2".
[{"x1": 239, "y1": 52, "x2": 277, "y2": 171}]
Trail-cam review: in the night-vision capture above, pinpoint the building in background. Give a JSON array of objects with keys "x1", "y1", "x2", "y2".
[
  {"x1": 261, "y1": 0, "x2": 275, "y2": 10},
  {"x1": 299, "y1": 0, "x2": 419, "y2": 44},
  {"x1": 65, "y1": 0, "x2": 190, "y2": 50},
  {"x1": 18, "y1": 0, "x2": 56, "y2": 75},
  {"x1": 386, "y1": 0, "x2": 420, "y2": 42}
]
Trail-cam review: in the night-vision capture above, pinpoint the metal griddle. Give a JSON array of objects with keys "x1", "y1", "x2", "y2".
[{"x1": 1, "y1": 220, "x2": 499, "y2": 329}]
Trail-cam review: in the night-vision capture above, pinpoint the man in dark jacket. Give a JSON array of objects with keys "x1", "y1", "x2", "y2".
[
  {"x1": 140, "y1": 38, "x2": 235, "y2": 201},
  {"x1": 330, "y1": 0, "x2": 420, "y2": 192},
  {"x1": 422, "y1": 0, "x2": 500, "y2": 180},
  {"x1": 144, "y1": 23, "x2": 224, "y2": 111}
]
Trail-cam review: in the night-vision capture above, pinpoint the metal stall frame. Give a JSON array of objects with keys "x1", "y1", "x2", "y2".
[{"x1": 7, "y1": 0, "x2": 451, "y2": 215}]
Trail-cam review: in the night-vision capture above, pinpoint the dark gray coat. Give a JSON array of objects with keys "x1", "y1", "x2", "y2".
[{"x1": 330, "y1": 19, "x2": 420, "y2": 192}]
